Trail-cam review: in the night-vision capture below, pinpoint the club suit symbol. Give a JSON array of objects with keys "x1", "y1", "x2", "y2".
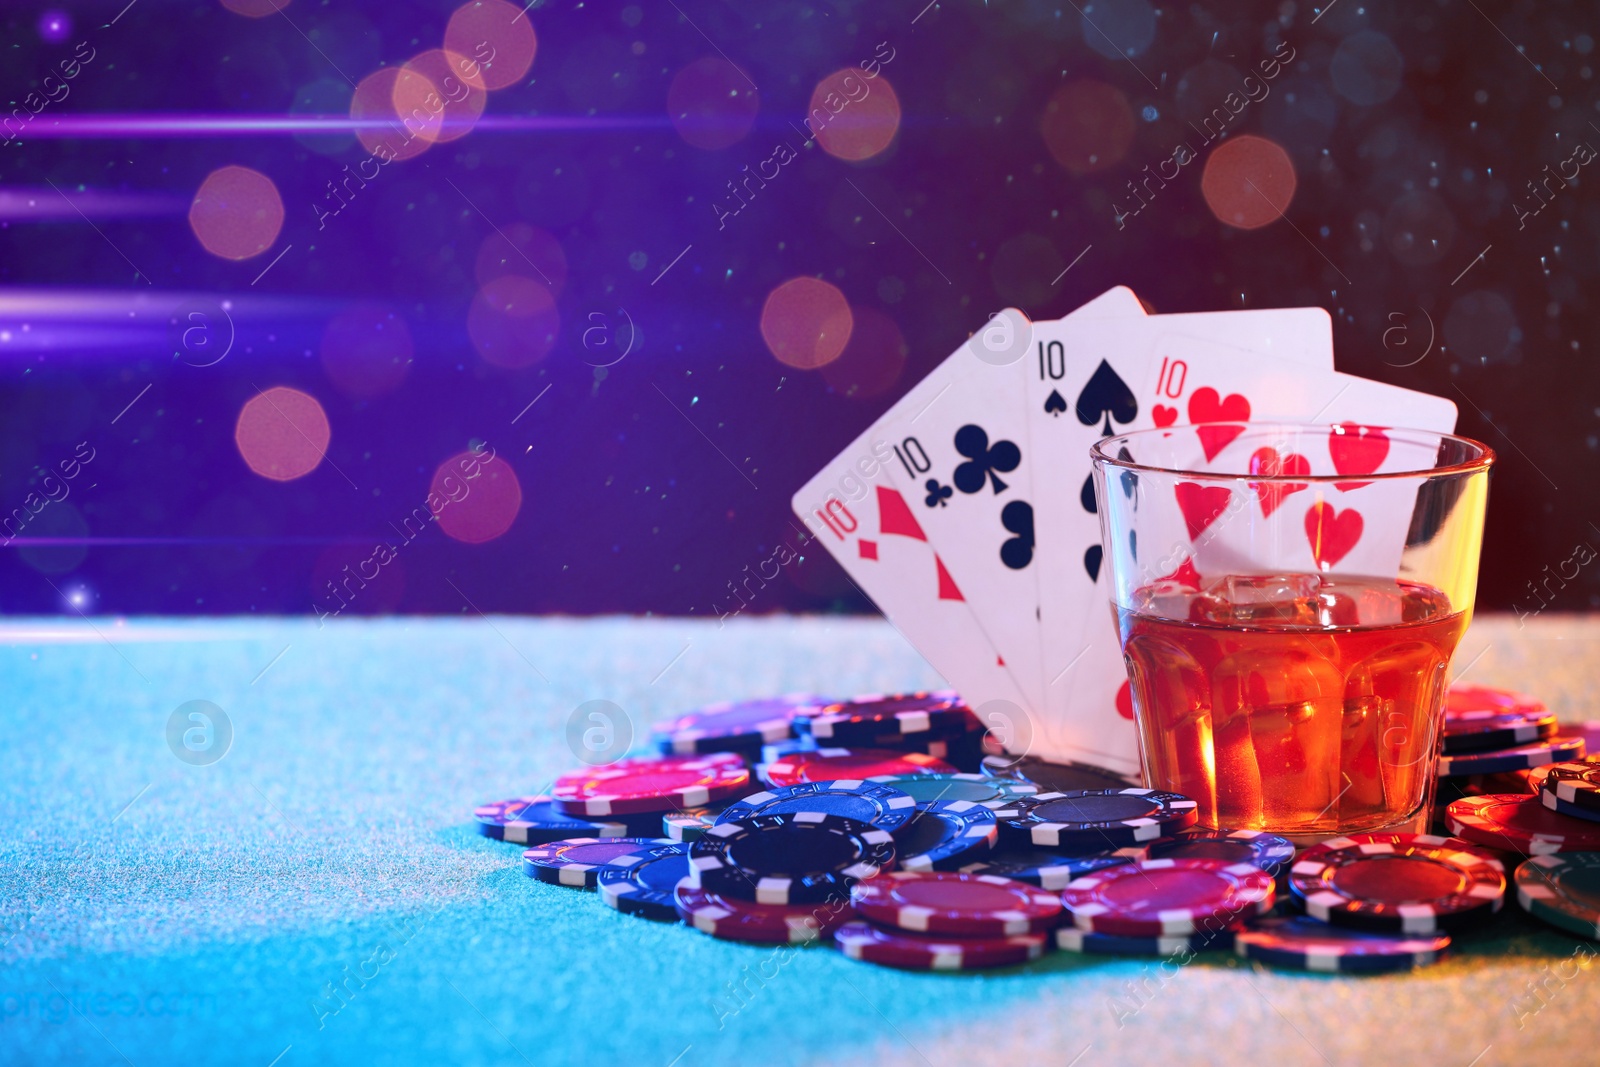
[
  {"x1": 923, "y1": 479, "x2": 953, "y2": 508},
  {"x1": 952, "y1": 424, "x2": 1021, "y2": 495}
]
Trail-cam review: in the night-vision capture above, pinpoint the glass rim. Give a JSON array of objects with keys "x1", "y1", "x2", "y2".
[{"x1": 1089, "y1": 422, "x2": 1496, "y2": 483}]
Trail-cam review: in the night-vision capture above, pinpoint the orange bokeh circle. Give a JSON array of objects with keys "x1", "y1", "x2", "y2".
[{"x1": 760, "y1": 277, "x2": 854, "y2": 370}]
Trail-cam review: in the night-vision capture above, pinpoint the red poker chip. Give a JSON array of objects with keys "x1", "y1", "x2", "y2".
[
  {"x1": 1446, "y1": 793, "x2": 1600, "y2": 855},
  {"x1": 1060, "y1": 858, "x2": 1275, "y2": 938},
  {"x1": 761, "y1": 748, "x2": 956, "y2": 787},
  {"x1": 1446, "y1": 684, "x2": 1545, "y2": 718},
  {"x1": 1288, "y1": 833, "x2": 1506, "y2": 933},
  {"x1": 850, "y1": 871, "x2": 1062, "y2": 937},
  {"x1": 833, "y1": 920, "x2": 1048, "y2": 971},
  {"x1": 674, "y1": 882, "x2": 853, "y2": 944},
  {"x1": 551, "y1": 754, "x2": 751, "y2": 816}
]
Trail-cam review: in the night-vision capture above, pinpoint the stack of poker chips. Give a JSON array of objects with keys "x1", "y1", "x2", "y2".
[{"x1": 470, "y1": 686, "x2": 1600, "y2": 974}]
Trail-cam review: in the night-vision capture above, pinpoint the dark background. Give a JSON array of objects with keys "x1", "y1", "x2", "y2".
[{"x1": 1, "y1": 0, "x2": 1596, "y2": 618}]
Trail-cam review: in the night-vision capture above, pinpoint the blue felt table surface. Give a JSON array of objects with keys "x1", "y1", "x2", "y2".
[{"x1": 3, "y1": 613, "x2": 1599, "y2": 1067}]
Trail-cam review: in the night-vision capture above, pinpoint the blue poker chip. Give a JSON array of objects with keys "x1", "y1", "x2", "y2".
[
  {"x1": 474, "y1": 795, "x2": 656, "y2": 844},
  {"x1": 1436, "y1": 734, "x2": 1586, "y2": 778},
  {"x1": 1234, "y1": 916, "x2": 1451, "y2": 973},
  {"x1": 1540, "y1": 790, "x2": 1600, "y2": 825},
  {"x1": 596, "y1": 841, "x2": 694, "y2": 920},
  {"x1": 893, "y1": 800, "x2": 1000, "y2": 872},
  {"x1": 958, "y1": 843, "x2": 1146, "y2": 890},
  {"x1": 980, "y1": 755, "x2": 1140, "y2": 792},
  {"x1": 651, "y1": 694, "x2": 827, "y2": 755},
  {"x1": 1147, "y1": 829, "x2": 1297, "y2": 876},
  {"x1": 689, "y1": 812, "x2": 897, "y2": 905},
  {"x1": 716, "y1": 780, "x2": 918, "y2": 834},
  {"x1": 522, "y1": 837, "x2": 669, "y2": 887},
  {"x1": 994, "y1": 788, "x2": 1199, "y2": 848},
  {"x1": 1056, "y1": 925, "x2": 1236, "y2": 956}
]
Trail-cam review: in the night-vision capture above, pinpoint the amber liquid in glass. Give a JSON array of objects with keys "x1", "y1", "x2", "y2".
[{"x1": 1117, "y1": 574, "x2": 1467, "y2": 836}]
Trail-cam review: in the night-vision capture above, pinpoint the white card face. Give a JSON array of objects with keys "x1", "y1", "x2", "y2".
[
  {"x1": 1126, "y1": 335, "x2": 1459, "y2": 581},
  {"x1": 1023, "y1": 312, "x2": 1335, "y2": 770},
  {"x1": 874, "y1": 359, "x2": 1047, "y2": 710},
  {"x1": 871, "y1": 287, "x2": 1147, "y2": 715},
  {"x1": 791, "y1": 430, "x2": 1028, "y2": 711}
]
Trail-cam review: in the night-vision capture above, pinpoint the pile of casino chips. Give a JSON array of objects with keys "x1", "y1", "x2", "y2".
[{"x1": 470, "y1": 686, "x2": 1600, "y2": 973}]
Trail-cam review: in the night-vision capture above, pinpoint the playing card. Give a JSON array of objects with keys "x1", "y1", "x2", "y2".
[
  {"x1": 791, "y1": 427, "x2": 1029, "y2": 712},
  {"x1": 1125, "y1": 334, "x2": 1459, "y2": 581},
  {"x1": 1025, "y1": 311, "x2": 1335, "y2": 769},
  {"x1": 870, "y1": 287, "x2": 1148, "y2": 715},
  {"x1": 790, "y1": 287, "x2": 1148, "y2": 711}
]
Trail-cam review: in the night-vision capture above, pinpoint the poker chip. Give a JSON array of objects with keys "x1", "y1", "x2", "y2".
[
  {"x1": 893, "y1": 800, "x2": 999, "y2": 871},
  {"x1": 1542, "y1": 790, "x2": 1600, "y2": 825},
  {"x1": 596, "y1": 841, "x2": 694, "y2": 920},
  {"x1": 1288, "y1": 833, "x2": 1505, "y2": 933},
  {"x1": 651, "y1": 694, "x2": 825, "y2": 755},
  {"x1": 1514, "y1": 852, "x2": 1600, "y2": 940},
  {"x1": 959, "y1": 844, "x2": 1147, "y2": 890},
  {"x1": 1538, "y1": 760, "x2": 1600, "y2": 816},
  {"x1": 761, "y1": 736, "x2": 819, "y2": 766},
  {"x1": 714, "y1": 779, "x2": 919, "y2": 834},
  {"x1": 521, "y1": 837, "x2": 666, "y2": 887},
  {"x1": 662, "y1": 806, "x2": 724, "y2": 842},
  {"x1": 688, "y1": 812, "x2": 897, "y2": 905},
  {"x1": 1146, "y1": 828, "x2": 1297, "y2": 875},
  {"x1": 474, "y1": 795, "x2": 652, "y2": 844},
  {"x1": 551, "y1": 754, "x2": 752, "y2": 816},
  {"x1": 1436, "y1": 734, "x2": 1586, "y2": 778},
  {"x1": 1056, "y1": 926, "x2": 1236, "y2": 956},
  {"x1": 1061, "y1": 858, "x2": 1275, "y2": 937},
  {"x1": 866, "y1": 771, "x2": 1037, "y2": 808},
  {"x1": 832, "y1": 920, "x2": 1048, "y2": 971},
  {"x1": 1446, "y1": 793, "x2": 1600, "y2": 855},
  {"x1": 794, "y1": 691, "x2": 976, "y2": 744},
  {"x1": 1233, "y1": 916, "x2": 1451, "y2": 973},
  {"x1": 760, "y1": 748, "x2": 956, "y2": 788},
  {"x1": 851, "y1": 871, "x2": 1062, "y2": 936},
  {"x1": 1446, "y1": 683, "x2": 1545, "y2": 718},
  {"x1": 980, "y1": 755, "x2": 1140, "y2": 791},
  {"x1": 995, "y1": 788, "x2": 1199, "y2": 848},
  {"x1": 674, "y1": 882, "x2": 854, "y2": 944},
  {"x1": 1443, "y1": 705, "x2": 1558, "y2": 754}
]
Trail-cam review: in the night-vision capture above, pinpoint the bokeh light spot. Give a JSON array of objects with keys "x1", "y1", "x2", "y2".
[
  {"x1": 1080, "y1": 0, "x2": 1157, "y2": 60},
  {"x1": 351, "y1": 67, "x2": 434, "y2": 162},
  {"x1": 1200, "y1": 134, "x2": 1296, "y2": 230},
  {"x1": 820, "y1": 306, "x2": 906, "y2": 399},
  {"x1": 188, "y1": 166, "x2": 285, "y2": 261},
  {"x1": 474, "y1": 222, "x2": 568, "y2": 296},
  {"x1": 1331, "y1": 31, "x2": 1404, "y2": 106},
  {"x1": 320, "y1": 303, "x2": 413, "y2": 399},
  {"x1": 668, "y1": 57, "x2": 760, "y2": 150},
  {"x1": 809, "y1": 70, "x2": 901, "y2": 162},
  {"x1": 220, "y1": 0, "x2": 291, "y2": 16},
  {"x1": 431, "y1": 449, "x2": 522, "y2": 544},
  {"x1": 760, "y1": 277, "x2": 853, "y2": 370},
  {"x1": 397, "y1": 49, "x2": 487, "y2": 144},
  {"x1": 1444, "y1": 291, "x2": 1522, "y2": 365},
  {"x1": 445, "y1": 0, "x2": 537, "y2": 91},
  {"x1": 235, "y1": 387, "x2": 331, "y2": 482},
  {"x1": 1041, "y1": 81, "x2": 1134, "y2": 175},
  {"x1": 468, "y1": 275, "x2": 560, "y2": 368},
  {"x1": 37, "y1": 10, "x2": 71, "y2": 42}
]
